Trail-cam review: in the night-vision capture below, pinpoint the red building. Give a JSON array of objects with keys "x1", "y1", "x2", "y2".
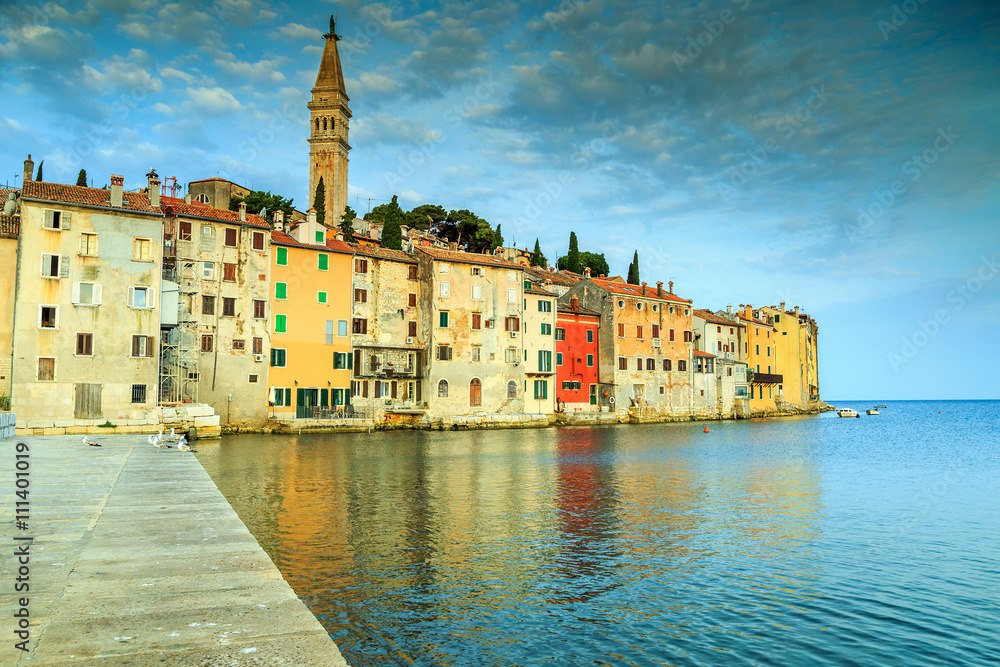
[{"x1": 556, "y1": 295, "x2": 601, "y2": 410}]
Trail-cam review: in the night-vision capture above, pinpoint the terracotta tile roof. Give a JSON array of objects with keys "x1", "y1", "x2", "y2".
[
  {"x1": 693, "y1": 350, "x2": 717, "y2": 358},
  {"x1": 591, "y1": 278, "x2": 692, "y2": 304},
  {"x1": 164, "y1": 200, "x2": 270, "y2": 229},
  {"x1": 525, "y1": 288, "x2": 556, "y2": 297},
  {"x1": 270, "y1": 230, "x2": 353, "y2": 255},
  {"x1": 417, "y1": 246, "x2": 526, "y2": 270},
  {"x1": 524, "y1": 266, "x2": 580, "y2": 285},
  {"x1": 349, "y1": 243, "x2": 416, "y2": 264},
  {"x1": 556, "y1": 305, "x2": 601, "y2": 318},
  {"x1": 693, "y1": 309, "x2": 745, "y2": 327},
  {"x1": 738, "y1": 315, "x2": 774, "y2": 328},
  {"x1": 20, "y1": 181, "x2": 161, "y2": 215}
]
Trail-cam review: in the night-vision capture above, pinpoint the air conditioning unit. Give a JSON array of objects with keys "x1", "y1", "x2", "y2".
[
  {"x1": 254, "y1": 354, "x2": 264, "y2": 362},
  {"x1": 510, "y1": 331, "x2": 518, "y2": 338},
  {"x1": 406, "y1": 337, "x2": 414, "y2": 344}
]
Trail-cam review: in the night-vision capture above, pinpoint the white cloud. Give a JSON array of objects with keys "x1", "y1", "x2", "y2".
[
  {"x1": 185, "y1": 86, "x2": 242, "y2": 114},
  {"x1": 275, "y1": 23, "x2": 323, "y2": 42},
  {"x1": 214, "y1": 57, "x2": 290, "y2": 84}
]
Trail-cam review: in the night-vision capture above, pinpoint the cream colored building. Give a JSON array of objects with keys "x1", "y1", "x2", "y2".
[
  {"x1": 523, "y1": 284, "x2": 557, "y2": 414},
  {"x1": 9, "y1": 177, "x2": 164, "y2": 424},
  {"x1": 1, "y1": 188, "x2": 21, "y2": 405}
]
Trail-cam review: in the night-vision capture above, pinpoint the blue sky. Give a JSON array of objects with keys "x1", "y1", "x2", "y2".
[{"x1": 1, "y1": 0, "x2": 998, "y2": 399}]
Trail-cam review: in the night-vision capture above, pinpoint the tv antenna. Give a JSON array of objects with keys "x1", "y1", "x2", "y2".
[{"x1": 355, "y1": 196, "x2": 387, "y2": 217}]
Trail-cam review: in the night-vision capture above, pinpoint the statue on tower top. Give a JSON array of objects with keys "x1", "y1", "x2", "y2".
[{"x1": 330, "y1": 15, "x2": 335, "y2": 34}]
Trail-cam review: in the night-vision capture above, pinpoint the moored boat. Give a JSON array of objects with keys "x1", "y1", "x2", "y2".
[
  {"x1": 838, "y1": 408, "x2": 859, "y2": 418},
  {"x1": 867, "y1": 408, "x2": 880, "y2": 415}
]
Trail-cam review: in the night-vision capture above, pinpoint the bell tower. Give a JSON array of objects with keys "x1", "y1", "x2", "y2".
[{"x1": 308, "y1": 16, "x2": 351, "y2": 225}]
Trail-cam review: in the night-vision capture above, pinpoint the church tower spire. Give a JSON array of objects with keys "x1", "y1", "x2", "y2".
[{"x1": 308, "y1": 16, "x2": 351, "y2": 226}]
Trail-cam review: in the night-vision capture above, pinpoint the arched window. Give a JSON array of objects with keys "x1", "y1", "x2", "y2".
[
  {"x1": 470, "y1": 378, "x2": 482, "y2": 406},
  {"x1": 507, "y1": 380, "x2": 517, "y2": 398},
  {"x1": 195, "y1": 193, "x2": 210, "y2": 204},
  {"x1": 314, "y1": 118, "x2": 319, "y2": 134},
  {"x1": 323, "y1": 118, "x2": 327, "y2": 131},
  {"x1": 438, "y1": 379, "x2": 448, "y2": 398}
]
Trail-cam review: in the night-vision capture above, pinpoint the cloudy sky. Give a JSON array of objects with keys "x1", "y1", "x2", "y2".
[{"x1": 1, "y1": 0, "x2": 998, "y2": 399}]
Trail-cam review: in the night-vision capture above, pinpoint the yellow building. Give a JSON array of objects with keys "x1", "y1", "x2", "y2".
[
  {"x1": 739, "y1": 305, "x2": 779, "y2": 413},
  {"x1": 523, "y1": 283, "x2": 557, "y2": 414},
  {"x1": 268, "y1": 216, "x2": 354, "y2": 420}
]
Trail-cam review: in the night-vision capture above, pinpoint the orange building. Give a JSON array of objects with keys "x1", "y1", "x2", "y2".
[{"x1": 268, "y1": 217, "x2": 355, "y2": 419}]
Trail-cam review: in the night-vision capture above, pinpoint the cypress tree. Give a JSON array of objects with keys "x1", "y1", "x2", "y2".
[
  {"x1": 567, "y1": 231, "x2": 581, "y2": 274},
  {"x1": 313, "y1": 177, "x2": 325, "y2": 225},
  {"x1": 530, "y1": 239, "x2": 546, "y2": 267},
  {"x1": 35, "y1": 161, "x2": 43, "y2": 182},
  {"x1": 76, "y1": 169, "x2": 88, "y2": 187},
  {"x1": 340, "y1": 206, "x2": 357, "y2": 243},
  {"x1": 627, "y1": 250, "x2": 640, "y2": 284}
]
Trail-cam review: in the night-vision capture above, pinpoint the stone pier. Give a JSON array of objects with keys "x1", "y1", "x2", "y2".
[{"x1": 0, "y1": 434, "x2": 348, "y2": 666}]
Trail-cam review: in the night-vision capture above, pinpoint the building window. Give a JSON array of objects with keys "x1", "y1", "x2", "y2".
[
  {"x1": 663, "y1": 359, "x2": 672, "y2": 371},
  {"x1": 637, "y1": 325, "x2": 644, "y2": 339},
  {"x1": 315, "y1": 230, "x2": 324, "y2": 244},
  {"x1": 252, "y1": 231, "x2": 265, "y2": 250},
  {"x1": 556, "y1": 352, "x2": 563, "y2": 366},
  {"x1": 507, "y1": 380, "x2": 517, "y2": 398},
  {"x1": 636, "y1": 357, "x2": 643, "y2": 371},
  {"x1": 555, "y1": 327, "x2": 565, "y2": 340},
  {"x1": 355, "y1": 258, "x2": 368, "y2": 273},
  {"x1": 504, "y1": 316, "x2": 520, "y2": 332},
  {"x1": 408, "y1": 320, "x2": 417, "y2": 337},
  {"x1": 333, "y1": 352, "x2": 351, "y2": 369},
  {"x1": 588, "y1": 354, "x2": 594, "y2": 366},
  {"x1": 43, "y1": 210, "x2": 69, "y2": 230},
  {"x1": 76, "y1": 332, "x2": 93, "y2": 356},
  {"x1": 646, "y1": 358, "x2": 655, "y2": 370},
  {"x1": 438, "y1": 379, "x2": 449, "y2": 397},
  {"x1": 249, "y1": 374, "x2": 259, "y2": 383},
  {"x1": 660, "y1": 385, "x2": 665, "y2": 394},
  {"x1": 541, "y1": 323, "x2": 552, "y2": 335},
  {"x1": 318, "y1": 291, "x2": 328, "y2": 304},
  {"x1": 533, "y1": 380, "x2": 548, "y2": 400},
  {"x1": 437, "y1": 345, "x2": 453, "y2": 361},
  {"x1": 200, "y1": 335, "x2": 213, "y2": 353},
  {"x1": 223, "y1": 262, "x2": 236, "y2": 281},
  {"x1": 37, "y1": 358, "x2": 55, "y2": 381},
  {"x1": 408, "y1": 265, "x2": 418, "y2": 279},
  {"x1": 618, "y1": 356, "x2": 627, "y2": 370},
  {"x1": 252, "y1": 337, "x2": 263, "y2": 354},
  {"x1": 253, "y1": 299, "x2": 266, "y2": 319},
  {"x1": 80, "y1": 233, "x2": 98, "y2": 256},
  {"x1": 40, "y1": 253, "x2": 62, "y2": 278},
  {"x1": 275, "y1": 314, "x2": 287, "y2": 333},
  {"x1": 131, "y1": 384, "x2": 147, "y2": 404},
  {"x1": 587, "y1": 330, "x2": 594, "y2": 343},
  {"x1": 224, "y1": 228, "x2": 238, "y2": 247},
  {"x1": 652, "y1": 324, "x2": 660, "y2": 339},
  {"x1": 472, "y1": 313, "x2": 482, "y2": 330},
  {"x1": 767, "y1": 346, "x2": 771, "y2": 357},
  {"x1": 684, "y1": 330, "x2": 693, "y2": 343},
  {"x1": 538, "y1": 350, "x2": 552, "y2": 372},
  {"x1": 276, "y1": 247, "x2": 288, "y2": 266},
  {"x1": 71, "y1": 282, "x2": 102, "y2": 306},
  {"x1": 270, "y1": 348, "x2": 286, "y2": 367},
  {"x1": 354, "y1": 288, "x2": 367, "y2": 303},
  {"x1": 469, "y1": 283, "x2": 483, "y2": 300},
  {"x1": 618, "y1": 323, "x2": 625, "y2": 337},
  {"x1": 472, "y1": 345, "x2": 482, "y2": 362},
  {"x1": 325, "y1": 320, "x2": 334, "y2": 345},
  {"x1": 507, "y1": 288, "x2": 516, "y2": 303},
  {"x1": 133, "y1": 238, "x2": 151, "y2": 261},
  {"x1": 505, "y1": 347, "x2": 518, "y2": 363},
  {"x1": 470, "y1": 378, "x2": 482, "y2": 406},
  {"x1": 275, "y1": 282, "x2": 287, "y2": 299},
  {"x1": 338, "y1": 320, "x2": 348, "y2": 337},
  {"x1": 202, "y1": 295, "x2": 215, "y2": 316},
  {"x1": 203, "y1": 262, "x2": 214, "y2": 280},
  {"x1": 756, "y1": 344, "x2": 760, "y2": 355},
  {"x1": 669, "y1": 329, "x2": 675, "y2": 342},
  {"x1": 439, "y1": 281, "x2": 450, "y2": 298},
  {"x1": 318, "y1": 254, "x2": 329, "y2": 271},
  {"x1": 232, "y1": 339, "x2": 245, "y2": 350},
  {"x1": 538, "y1": 300, "x2": 552, "y2": 312},
  {"x1": 179, "y1": 221, "x2": 192, "y2": 240},
  {"x1": 39, "y1": 305, "x2": 58, "y2": 328},
  {"x1": 222, "y1": 297, "x2": 236, "y2": 317},
  {"x1": 408, "y1": 293, "x2": 417, "y2": 307},
  {"x1": 353, "y1": 318, "x2": 368, "y2": 334},
  {"x1": 439, "y1": 311, "x2": 449, "y2": 328},
  {"x1": 678, "y1": 360, "x2": 687, "y2": 371}
]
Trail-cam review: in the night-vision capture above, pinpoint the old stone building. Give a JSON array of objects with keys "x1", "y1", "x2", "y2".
[
  {"x1": 9, "y1": 177, "x2": 164, "y2": 425},
  {"x1": 308, "y1": 18, "x2": 351, "y2": 224},
  {"x1": 1, "y1": 187, "x2": 22, "y2": 406},
  {"x1": 417, "y1": 247, "x2": 526, "y2": 417}
]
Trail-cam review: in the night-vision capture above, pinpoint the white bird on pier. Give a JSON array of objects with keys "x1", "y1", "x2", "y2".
[
  {"x1": 176, "y1": 436, "x2": 192, "y2": 456},
  {"x1": 148, "y1": 434, "x2": 172, "y2": 448},
  {"x1": 82, "y1": 436, "x2": 101, "y2": 447}
]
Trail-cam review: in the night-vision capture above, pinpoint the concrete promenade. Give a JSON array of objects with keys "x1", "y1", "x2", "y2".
[{"x1": 0, "y1": 434, "x2": 349, "y2": 666}]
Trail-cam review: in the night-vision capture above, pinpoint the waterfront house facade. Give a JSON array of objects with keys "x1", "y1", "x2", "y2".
[
  {"x1": 555, "y1": 295, "x2": 601, "y2": 411},
  {"x1": 0, "y1": 187, "x2": 20, "y2": 406},
  {"x1": 417, "y1": 247, "x2": 526, "y2": 417},
  {"x1": 523, "y1": 284, "x2": 557, "y2": 414},
  {"x1": 740, "y1": 305, "x2": 780, "y2": 412}
]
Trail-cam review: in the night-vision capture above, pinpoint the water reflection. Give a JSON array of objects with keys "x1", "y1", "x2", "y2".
[{"x1": 196, "y1": 409, "x2": 997, "y2": 666}]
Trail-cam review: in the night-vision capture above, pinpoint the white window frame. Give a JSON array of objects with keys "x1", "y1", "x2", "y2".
[
  {"x1": 40, "y1": 253, "x2": 64, "y2": 279},
  {"x1": 507, "y1": 288, "x2": 516, "y2": 304},
  {"x1": 127, "y1": 286, "x2": 156, "y2": 309},
  {"x1": 471, "y1": 284, "x2": 482, "y2": 300},
  {"x1": 38, "y1": 304, "x2": 59, "y2": 329},
  {"x1": 203, "y1": 262, "x2": 215, "y2": 280},
  {"x1": 43, "y1": 210, "x2": 71, "y2": 230},
  {"x1": 471, "y1": 266, "x2": 482, "y2": 276},
  {"x1": 439, "y1": 281, "x2": 450, "y2": 298},
  {"x1": 71, "y1": 282, "x2": 103, "y2": 306},
  {"x1": 79, "y1": 233, "x2": 98, "y2": 256},
  {"x1": 133, "y1": 237, "x2": 152, "y2": 261},
  {"x1": 338, "y1": 320, "x2": 348, "y2": 337}
]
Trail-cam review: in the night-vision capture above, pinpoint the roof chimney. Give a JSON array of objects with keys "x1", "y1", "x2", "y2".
[
  {"x1": 184, "y1": 191, "x2": 192, "y2": 205},
  {"x1": 599, "y1": 274, "x2": 605, "y2": 279},
  {"x1": 274, "y1": 210, "x2": 285, "y2": 231},
  {"x1": 584, "y1": 267, "x2": 591, "y2": 278},
  {"x1": 656, "y1": 281, "x2": 663, "y2": 298},
  {"x1": 146, "y1": 169, "x2": 160, "y2": 208},
  {"x1": 23, "y1": 155, "x2": 34, "y2": 184},
  {"x1": 110, "y1": 175, "x2": 124, "y2": 207},
  {"x1": 779, "y1": 301, "x2": 785, "y2": 314},
  {"x1": 238, "y1": 201, "x2": 247, "y2": 222},
  {"x1": 668, "y1": 280, "x2": 674, "y2": 294},
  {"x1": 570, "y1": 295, "x2": 579, "y2": 311},
  {"x1": 727, "y1": 304, "x2": 733, "y2": 317},
  {"x1": 642, "y1": 281, "x2": 647, "y2": 295},
  {"x1": 795, "y1": 305, "x2": 800, "y2": 317}
]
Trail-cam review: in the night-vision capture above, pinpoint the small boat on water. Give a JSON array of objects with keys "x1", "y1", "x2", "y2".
[
  {"x1": 875, "y1": 405, "x2": 887, "y2": 408},
  {"x1": 867, "y1": 408, "x2": 880, "y2": 415},
  {"x1": 838, "y1": 408, "x2": 860, "y2": 418}
]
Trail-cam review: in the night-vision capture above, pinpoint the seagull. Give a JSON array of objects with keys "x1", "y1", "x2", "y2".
[
  {"x1": 176, "y1": 436, "x2": 193, "y2": 456},
  {"x1": 148, "y1": 434, "x2": 172, "y2": 448},
  {"x1": 82, "y1": 436, "x2": 101, "y2": 447}
]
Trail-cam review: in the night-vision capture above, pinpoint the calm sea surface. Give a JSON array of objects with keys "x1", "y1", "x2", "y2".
[{"x1": 197, "y1": 400, "x2": 999, "y2": 666}]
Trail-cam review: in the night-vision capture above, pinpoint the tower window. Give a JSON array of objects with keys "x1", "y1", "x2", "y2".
[{"x1": 323, "y1": 118, "x2": 327, "y2": 131}]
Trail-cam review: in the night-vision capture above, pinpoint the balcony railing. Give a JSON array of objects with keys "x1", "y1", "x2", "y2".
[
  {"x1": 293, "y1": 405, "x2": 370, "y2": 420},
  {"x1": 750, "y1": 372, "x2": 783, "y2": 384}
]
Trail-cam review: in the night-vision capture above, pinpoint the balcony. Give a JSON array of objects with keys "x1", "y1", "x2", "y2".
[{"x1": 749, "y1": 372, "x2": 783, "y2": 384}]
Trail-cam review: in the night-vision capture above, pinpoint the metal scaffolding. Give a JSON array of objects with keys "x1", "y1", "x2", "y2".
[{"x1": 158, "y1": 217, "x2": 200, "y2": 404}]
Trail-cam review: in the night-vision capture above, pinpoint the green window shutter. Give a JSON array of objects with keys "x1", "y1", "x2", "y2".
[
  {"x1": 588, "y1": 354, "x2": 594, "y2": 366},
  {"x1": 318, "y1": 291, "x2": 327, "y2": 303},
  {"x1": 270, "y1": 349, "x2": 277, "y2": 366},
  {"x1": 557, "y1": 352, "x2": 563, "y2": 365},
  {"x1": 347, "y1": 352, "x2": 353, "y2": 369},
  {"x1": 284, "y1": 388, "x2": 292, "y2": 406},
  {"x1": 318, "y1": 254, "x2": 328, "y2": 270},
  {"x1": 533, "y1": 380, "x2": 539, "y2": 400},
  {"x1": 275, "y1": 314, "x2": 286, "y2": 333},
  {"x1": 538, "y1": 350, "x2": 543, "y2": 372},
  {"x1": 316, "y1": 230, "x2": 324, "y2": 244},
  {"x1": 276, "y1": 247, "x2": 287, "y2": 266},
  {"x1": 296, "y1": 387, "x2": 306, "y2": 407},
  {"x1": 320, "y1": 388, "x2": 329, "y2": 407},
  {"x1": 587, "y1": 330, "x2": 593, "y2": 342},
  {"x1": 440, "y1": 312, "x2": 448, "y2": 327},
  {"x1": 275, "y1": 282, "x2": 286, "y2": 299},
  {"x1": 542, "y1": 381, "x2": 547, "y2": 400}
]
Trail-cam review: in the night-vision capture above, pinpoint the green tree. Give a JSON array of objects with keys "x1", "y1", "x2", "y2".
[
  {"x1": 405, "y1": 204, "x2": 448, "y2": 231},
  {"x1": 313, "y1": 177, "x2": 326, "y2": 225},
  {"x1": 493, "y1": 224, "x2": 503, "y2": 251},
  {"x1": 76, "y1": 169, "x2": 88, "y2": 187},
  {"x1": 373, "y1": 195, "x2": 405, "y2": 250},
  {"x1": 35, "y1": 161, "x2": 43, "y2": 182},
  {"x1": 229, "y1": 190, "x2": 295, "y2": 223},
  {"x1": 340, "y1": 205, "x2": 357, "y2": 243},
  {"x1": 530, "y1": 239, "x2": 547, "y2": 267},
  {"x1": 579, "y1": 251, "x2": 609, "y2": 277},
  {"x1": 566, "y1": 231, "x2": 581, "y2": 273},
  {"x1": 627, "y1": 250, "x2": 640, "y2": 284}
]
